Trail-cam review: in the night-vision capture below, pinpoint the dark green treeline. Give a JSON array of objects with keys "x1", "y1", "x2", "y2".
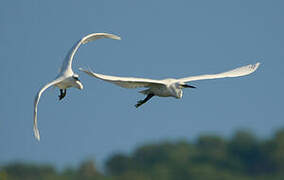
[{"x1": 2, "y1": 129, "x2": 284, "y2": 180}]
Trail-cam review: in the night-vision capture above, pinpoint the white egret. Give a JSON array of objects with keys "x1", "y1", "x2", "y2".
[
  {"x1": 79, "y1": 62, "x2": 260, "y2": 108},
  {"x1": 33, "y1": 33, "x2": 121, "y2": 141}
]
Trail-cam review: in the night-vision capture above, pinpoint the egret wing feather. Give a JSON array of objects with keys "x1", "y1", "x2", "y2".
[
  {"x1": 79, "y1": 68, "x2": 165, "y2": 88},
  {"x1": 179, "y1": 62, "x2": 260, "y2": 83},
  {"x1": 59, "y1": 33, "x2": 121, "y2": 75},
  {"x1": 33, "y1": 78, "x2": 63, "y2": 141},
  {"x1": 81, "y1": 33, "x2": 121, "y2": 44}
]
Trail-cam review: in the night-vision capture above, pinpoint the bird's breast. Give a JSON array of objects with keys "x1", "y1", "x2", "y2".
[
  {"x1": 151, "y1": 86, "x2": 174, "y2": 97},
  {"x1": 55, "y1": 77, "x2": 77, "y2": 89}
]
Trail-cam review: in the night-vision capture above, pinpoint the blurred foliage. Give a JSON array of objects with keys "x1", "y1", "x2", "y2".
[{"x1": 2, "y1": 128, "x2": 284, "y2": 180}]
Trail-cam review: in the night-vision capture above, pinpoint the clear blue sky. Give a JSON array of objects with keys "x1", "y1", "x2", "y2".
[{"x1": 1, "y1": 0, "x2": 283, "y2": 169}]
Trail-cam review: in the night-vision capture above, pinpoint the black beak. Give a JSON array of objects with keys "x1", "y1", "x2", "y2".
[
  {"x1": 181, "y1": 84, "x2": 196, "y2": 88},
  {"x1": 73, "y1": 76, "x2": 80, "y2": 81}
]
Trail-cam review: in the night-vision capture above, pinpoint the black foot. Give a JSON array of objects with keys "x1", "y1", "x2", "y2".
[
  {"x1": 58, "y1": 89, "x2": 66, "y2": 100},
  {"x1": 135, "y1": 94, "x2": 154, "y2": 108},
  {"x1": 135, "y1": 100, "x2": 144, "y2": 108}
]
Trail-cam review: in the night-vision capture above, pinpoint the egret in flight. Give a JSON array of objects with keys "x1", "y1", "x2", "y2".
[
  {"x1": 33, "y1": 33, "x2": 121, "y2": 141},
  {"x1": 79, "y1": 62, "x2": 260, "y2": 108}
]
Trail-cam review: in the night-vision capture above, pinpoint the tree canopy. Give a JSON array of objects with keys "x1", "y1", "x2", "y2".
[{"x1": 2, "y1": 129, "x2": 284, "y2": 180}]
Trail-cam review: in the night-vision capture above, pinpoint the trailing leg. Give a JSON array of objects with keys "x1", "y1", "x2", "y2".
[
  {"x1": 135, "y1": 94, "x2": 154, "y2": 108},
  {"x1": 58, "y1": 89, "x2": 66, "y2": 100}
]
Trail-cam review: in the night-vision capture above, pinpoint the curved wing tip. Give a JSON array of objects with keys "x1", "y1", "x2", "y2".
[
  {"x1": 110, "y1": 35, "x2": 121, "y2": 41},
  {"x1": 79, "y1": 67, "x2": 89, "y2": 73},
  {"x1": 34, "y1": 132, "x2": 40, "y2": 141},
  {"x1": 252, "y1": 62, "x2": 261, "y2": 71},
  {"x1": 256, "y1": 62, "x2": 260, "y2": 67},
  {"x1": 105, "y1": 33, "x2": 121, "y2": 40},
  {"x1": 79, "y1": 67, "x2": 94, "y2": 73},
  {"x1": 33, "y1": 127, "x2": 40, "y2": 141}
]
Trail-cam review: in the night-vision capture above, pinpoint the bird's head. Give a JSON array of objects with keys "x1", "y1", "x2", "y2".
[
  {"x1": 170, "y1": 82, "x2": 196, "y2": 99},
  {"x1": 169, "y1": 82, "x2": 184, "y2": 99},
  {"x1": 73, "y1": 74, "x2": 83, "y2": 90}
]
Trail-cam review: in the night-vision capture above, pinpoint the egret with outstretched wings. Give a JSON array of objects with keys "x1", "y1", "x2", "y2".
[
  {"x1": 80, "y1": 62, "x2": 260, "y2": 108},
  {"x1": 33, "y1": 33, "x2": 121, "y2": 141}
]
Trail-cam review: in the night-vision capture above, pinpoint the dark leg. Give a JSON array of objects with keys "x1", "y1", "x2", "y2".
[
  {"x1": 58, "y1": 89, "x2": 67, "y2": 100},
  {"x1": 135, "y1": 94, "x2": 154, "y2": 108}
]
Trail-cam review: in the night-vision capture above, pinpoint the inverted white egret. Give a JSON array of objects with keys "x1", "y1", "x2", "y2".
[
  {"x1": 33, "y1": 33, "x2": 121, "y2": 141},
  {"x1": 79, "y1": 62, "x2": 260, "y2": 108}
]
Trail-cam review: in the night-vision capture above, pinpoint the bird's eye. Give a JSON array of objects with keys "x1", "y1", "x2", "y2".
[{"x1": 73, "y1": 76, "x2": 79, "y2": 81}]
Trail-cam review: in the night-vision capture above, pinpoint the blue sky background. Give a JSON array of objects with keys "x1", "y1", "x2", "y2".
[{"x1": 1, "y1": 0, "x2": 283, "y2": 169}]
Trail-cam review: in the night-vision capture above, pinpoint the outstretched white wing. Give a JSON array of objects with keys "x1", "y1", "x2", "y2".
[
  {"x1": 79, "y1": 68, "x2": 165, "y2": 88},
  {"x1": 178, "y1": 62, "x2": 260, "y2": 83},
  {"x1": 59, "y1": 33, "x2": 121, "y2": 75},
  {"x1": 33, "y1": 78, "x2": 63, "y2": 141}
]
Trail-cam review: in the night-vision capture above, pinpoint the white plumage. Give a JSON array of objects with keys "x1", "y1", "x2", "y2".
[
  {"x1": 33, "y1": 33, "x2": 121, "y2": 141},
  {"x1": 79, "y1": 62, "x2": 260, "y2": 107}
]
